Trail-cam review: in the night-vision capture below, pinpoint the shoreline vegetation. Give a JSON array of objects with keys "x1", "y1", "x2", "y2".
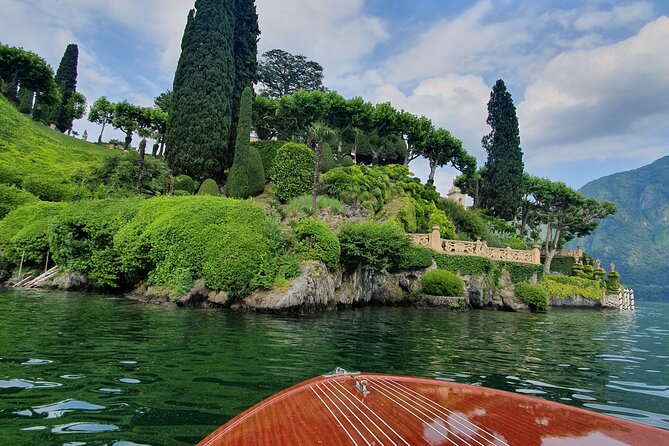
[{"x1": 1, "y1": 26, "x2": 623, "y2": 313}]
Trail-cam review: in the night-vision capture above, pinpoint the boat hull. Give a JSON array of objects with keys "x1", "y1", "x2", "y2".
[{"x1": 198, "y1": 373, "x2": 669, "y2": 445}]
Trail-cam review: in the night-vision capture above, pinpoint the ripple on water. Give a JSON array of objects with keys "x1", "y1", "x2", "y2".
[
  {"x1": 96, "y1": 387, "x2": 123, "y2": 394},
  {"x1": 52, "y1": 422, "x2": 119, "y2": 434},
  {"x1": 117, "y1": 378, "x2": 141, "y2": 384},
  {"x1": 21, "y1": 358, "x2": 53, "y2": 365},
  {"x1": 0, "y1": 379, "x2": 62, "y2": 392},
  {"x1": 30, "y1": 399, "x2": 106, "y2": 419}
]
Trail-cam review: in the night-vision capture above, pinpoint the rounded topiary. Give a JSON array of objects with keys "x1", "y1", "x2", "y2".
[
  {"x1": 422, "y1": 269, "x2": 464, "y2": 297},
  {"x1": 271, "y1": 143, "x2": 315, "y2": 202},
  {"x1": 295, "y1": 217, "x2": 340, "y2": 270},
  {"x1": 515, "y1": 283, "x2": 549, "y2": 311},
  {"x1": 341, "y1": 155, "x2": 354, "y2": 167},
  {"x1": 197, "y1": 179, "x2": 220, "y2": 196},
  {"x1": 320, "y1": 142, "x2": 336, "y2": 173},
  {"x1": 174, "y1": 175, "x2": 195, "y2": 195}
]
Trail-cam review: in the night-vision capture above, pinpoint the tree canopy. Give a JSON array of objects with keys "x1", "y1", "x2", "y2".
[
  {"x1": 88, "y1": 96, "x2": 114, "y2": 143},
  {"x1": 258, "y1": 49, "x2": 325, "y2": 99},
  {"x1": 0, "y1": 44, "x2": 57, "y2": 105}
]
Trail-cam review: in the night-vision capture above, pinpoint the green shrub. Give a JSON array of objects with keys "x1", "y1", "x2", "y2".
[
  {"x1": 271, "y1": 143, "x2": 315, "y2": 202},
  {"x1": 285, "y1": 194, "x2": 344, "y2": 217},
  {"x1": 252, "y1": 140, "x2": 287, "y2": 177},
  {"x1": 515, "y1": 283, "x2": 549, "y2": 311},
  {"x1": 381, "y1": 198, "x2": 417, "y2": 233},
  {"x1": 397, "y1": 245, "x2": 433, "y2": 271},
  {"x1": 174, "y1": 175, "x2": 195, "y2": 195},
  {"x1": 0, "y1": 202, "x2": 67, "y2": 267},
  {"x1": 572, "y1": 262, "x2": 585, "y2": 278},
  {"x1": 87, "y1": 151, "x2": 171, "y2": 198},
  {"x1": 500, "y1": 262, "x2": 544, "y2": 284},
  {"x1": 0, "y1": 185, "x2": 38, "y2": 219},
  {"x1": 338, "y1": 221, "x2": 409, "y2": 272},
  {"x1": 550, "y1": 257, "x2": 574, "y2": 275},
  {"x1": 294, "y1": 217, "x2": 340, "y2": 270},
  {"x1": 433, "y1": 254, "x2": 492, "y2": 276},
  {"x1": 320, "y1": 142, "x2": 336, "y2": 173},
  {"x1": 606, "y1": 271, "x2": 621, "y2": 293},
  {"x1": 437, "y1": 199, "x2": 487, "y2": 240},
  {"x1": 341, "y1": 155, "x2": 353, "y2": 167},
  {"x1": 422, "y1": 270, "x2": 464, "y2": 296},
  {"x1": 324, "y1": 165, "x2": 394, "y2": 213},
  {"x1": 21, "y1": 174, "x2": 81, "y2": 202},
  {"x1": 198, "y1": 179, "x2": 220, "y2": 196},
  {"x1": 427, "y1": 206, "x2": 456, "y2": 239},
  {"x1": 544, "y1": 275, "x2": 604, "y2": 301}
]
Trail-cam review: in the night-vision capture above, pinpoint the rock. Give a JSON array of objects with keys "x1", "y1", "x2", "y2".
[
  {"x1": 176, "y1": 280, "x2": 210, "y2": 308},
  {"x1": 413, "y1": 295, "x2": 470, "y2": 310},
  {"x1": 550, "y1": 296, "x2": 601, "y2": 308},
  {"x1": 207, "y1": 290, "x2": 231, "y2": 307},
  {"x1": 372, "y1": 282, "x2": 404, "y2": 304},
  {"x1": 51, "y1": 272, "x2": 94, "y2": 292}
]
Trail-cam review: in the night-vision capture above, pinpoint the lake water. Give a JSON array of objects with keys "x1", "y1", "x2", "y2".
[{"x1": 0, "y1": 288, "x2": 667, "y2": 445}]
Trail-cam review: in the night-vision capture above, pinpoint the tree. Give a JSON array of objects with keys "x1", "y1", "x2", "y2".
[
  {"x1": 62, "y1": 91, "x2": 86, "y2": 134},
  {"x1": 307, "y1": 121, "x2": 335, "y2": 211},
  {"x1": 166, "y1": 0, "x2": 235, "y2": 182},
  {"x1": 153, "y1": 91, "x2": 172, "y2": 155},
  {"x1": 258, "y1": 49, "x2": 324, "y2": 99},
  {"x1": 480, "y1": 79, "x2": 524, "y2": 220},
  {"x1": 424, "y1": 128, "x2": 476, "y2": 185},
  {"x1": 229, "y1": 0, "x2": 260, "y2": 158},
  {"x1": 52, "y1": 44, "x2": 79, "y2": 132},
  {"x1": 17, "y1": 86, "x2": 34, "y2": 114},
  {"x1": 525, "y1": 176, "x2": 617, "y2": 273},
  {"x1": 112, "y1": 101, "x2": 144, "y2": 150},
  {"x1": 398, "y1": 112, "x2": 431, "y2": 167},
  {"x1": 88, "y1": 96, "x2": 115, "y2": 143},
  {"x1": 252, "y1": 95, "x2": 279, "y2": 140},
  {"x1": 227, "y1": 87, "x2": 265, "y2": 198},
  {"x1": 0, "y1": 44, "x2": 56, "y2": 105}
]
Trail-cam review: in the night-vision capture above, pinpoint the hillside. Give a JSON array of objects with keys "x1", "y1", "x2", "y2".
[
  {"x1": 575, "y1": 156, "x2": 669, "y2": 301},
  {"x1": 0, "y1": 95, "x2": 112, "y2": 200}
]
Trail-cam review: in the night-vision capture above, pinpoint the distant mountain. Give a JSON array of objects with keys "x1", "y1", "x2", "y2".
[{"x1": 574, "y1": 156, "x2": 669, "y2": 301}]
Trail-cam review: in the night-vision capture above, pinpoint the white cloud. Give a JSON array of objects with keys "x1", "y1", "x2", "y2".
[
  {"x1": 574, "y1": 1, "x2": 655, "y2": 31},
  {"x1": 518, "y1": 16, "x2": 669, "y2": 166}
]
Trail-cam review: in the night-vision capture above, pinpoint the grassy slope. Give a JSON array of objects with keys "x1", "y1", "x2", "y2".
[
  {"x1": 0, "y1": 95, "x2": 112, "y2": 191},
  {"x1": 575, "y1": 156, "x2": 669, "y2": 301}
]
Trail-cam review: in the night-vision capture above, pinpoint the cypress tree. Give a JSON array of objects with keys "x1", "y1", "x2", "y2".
[
  {"x1": 53, "y1": 44, "x2": 79, "y2": 132},
  {"x1": 480, "y1": 79, "x2": 524, "y2": 221},
  {"x1": 166, "y1": 0, "x2": 235, "y2": 182},
  {"x1": 229, "y1": 0, "x2": 260, "y2": 165},
  {"x1": 227, "y1": 86, "x2": 265, "y2": 198}
]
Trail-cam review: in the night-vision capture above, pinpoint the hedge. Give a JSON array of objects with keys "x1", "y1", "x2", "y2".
[
  {"x1": 198, "y1": 179, "x2": 220, "y2": 196},
  {"x1": 295, "y1": 217, "x2": 340, "y2": 270},
  {"x1": 515, "y1": 283, "x2": 549, "y2": 311},
  {"x1": 271, "y1": 143, "x2": 315, "y2": 202},
  {"x1": 252, "y1": 140, "x2": 288, "y2": 178},
  {"x1": 543, "y1": 275, "x2": 604, "y2": 301},
  {"x1": 422, "y1": 270, "x2": 464, "y2": 296},
  {"x1": 174, "y1": 175, "x2": 195, "y2": 195},
  {"x1": 396, "y1": 245, "x2": 434, "y2": 271},
  {"x1": 338, "y1": 221, "x2": 409, "y2": 272}
]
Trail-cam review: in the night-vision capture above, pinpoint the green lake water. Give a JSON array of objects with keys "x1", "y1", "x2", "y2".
[{"x1": 0, "y1": 288, "x2": 667, "y2": 445}]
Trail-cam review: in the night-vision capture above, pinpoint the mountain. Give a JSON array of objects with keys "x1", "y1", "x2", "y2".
[{"x1": 575, "y1": 156, "x2": 669, "y2": 301}]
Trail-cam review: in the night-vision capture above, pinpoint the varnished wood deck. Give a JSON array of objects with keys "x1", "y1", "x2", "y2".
[{"x1": 198, "y1": 373, "x2": 669, "y2": 446}]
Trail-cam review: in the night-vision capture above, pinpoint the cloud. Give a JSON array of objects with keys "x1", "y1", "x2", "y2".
[
  {"x1": 518, "y1": 16, "x2": 669, "y2": 166},
  {"x1": 574, "y1": 1, "x2": 655, "y2": 31}
]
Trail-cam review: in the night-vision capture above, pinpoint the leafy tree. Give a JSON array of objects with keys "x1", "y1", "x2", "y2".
[
  {"x1": 52, "y1": 44, "x2": 79, "y2": 132},
  {"x1": 17, "y1": 86, "x2": 34, "y2": 114},
  {"x1": 399, "y1": 112, "x2": 431, "y2": 167},
  {"x1": 454, "y1": 166, "x2": 485, "y2": 209},
  {"x1": 0, "y1": 44, "x2": 57, "y2": 105},
  {"x1": 480, "y1": 79, "x2": 524, "y2": 220},
  {"x1": 230, "y1": 0, "x2": 260, "y2": 156},
  {"x1": 88, "y1": 96, "x2": 115, "y2": 143},
  {"x1": 424, "y1": 128, "x2": 477, "y2": 185},
  {"x1": 258, "y1": 49, "x2": 324, "y2": 99},
  {"x1": 227, "y1": 87, "x2": 265, "y2": 198},
  {"x1": 153, "y1": 91, "x2": 172, "y2": 155},
  {"x1": 62, "y1": 91, "x2": 86, "y2": 134},
  {"x1": 252, "y1": 95, "x2": 279, "y2": 140},
  {"x1": 525, "y1": 176, "x2": 617, "y2": 273},
  {"x1": 166, "y1": 0, "x2": 235, "y2": 182},
  {"x1": 112, "y1": 101, "x2": 144, "y2": 150},
  {"x1": 154, "y1": 90, "x2": 173, "y2": 114},
  {"x1": 307, "y1": 121, "x2": 335, "y2": 211}
]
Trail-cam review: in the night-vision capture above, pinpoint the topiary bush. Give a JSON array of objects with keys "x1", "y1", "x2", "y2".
[
  {"x1": 422, "y1": 269, "x2": 464, "y2": 296},
  {"x1": 0, "y1": 185, "x2": 39, "y2": 219},
  {"x1": 427, "y1": 206, "x2": 456, "y2": 239},
  {"x1": 515, "y1": 283, "x2": 549, "y2": 311},
  {"x1": 294, "y1": 217, "x2": 340, "y2": 270},
  {"x1": 544, "y1": 275, "x2": 604, "y2": 301},
  {"x1": 320, "y1": 142, "x2": 336, "y2": 173},
  {"x1": 252, "y1": 140, "x2": 287, "y2": 177},
  {"x1": 341, "y1": 155, "x2": 354, "y2": 167},
  {"x1": 396, "y1": 245, "x2": 434, "y2": 271},
  {"x1": 338, "y1": 221, "x2": 409, "y2": 272},
  {"x1": 437, "y1": 199, "x2": 487, "y2": 240},
  {"x1": 198, "y1": 179, "x2": 220, "y2": 196},
  {"x1": 271, "y1": 143, "x2": 315, "y2": 202},
  {"x1": 174, "y1": 175, "x2": 195, "y2": 195}
]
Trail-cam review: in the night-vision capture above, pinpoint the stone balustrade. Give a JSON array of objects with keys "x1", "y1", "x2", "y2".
[{"x1": 409, "y1": 226, "x2": 541, "y2": 265}]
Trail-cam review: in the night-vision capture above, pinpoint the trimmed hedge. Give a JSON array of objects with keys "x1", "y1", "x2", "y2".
[
  {"x1": 549, "y1": 257, "x2": 574, "y2": 275},
  {"x1": 295, "y1": 217, "x2": 340, "y2": 270},
  {"x1": 433, "y1": 254, "x2": 492, "y2": 276},
  {"x1": 198, "y1": 179, "x2": 220, "y2": 196},
  {"x1": 174, "y1": 175, "x2": 195, "y2": 195},
  {"x1": 422, "y1": 270, "x2": 464, "y2": 296},
  {"x1": 544, "y1": 275, "x2": 604, "y2": 301},
  {"x1": 341, "y1": 155, "x2": 353, "y2": 167},
  {"x1": 338, "y1": 221, "x2": 409, "y2": 272},
  {"x1": 0, "y1": 184, "x2": 38, "y2": 219},
  {"x1": 271, "y1": 143, "x2": 315, "y2": 202},
  {"x1": 515, "y1": 283, "x2": 549, "y2": 311},
  {"x1": 320, "y1": 142, "x2": 336, "y2": 173},
  {"x1": 499, "y1": 261, "x2": 544, "y2": 284},
  {"x1": 397, "y1": 245, "x2": 434, "y2": 271}
]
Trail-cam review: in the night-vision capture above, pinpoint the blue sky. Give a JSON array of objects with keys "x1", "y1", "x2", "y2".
[{"x1": 2, "y1": 0, "x2": 668, "y2": 193}]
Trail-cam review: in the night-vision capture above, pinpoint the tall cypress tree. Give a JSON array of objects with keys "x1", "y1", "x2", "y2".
[
  {"x1": 227, "y1": 86, "x2": 265, "y2": 198},
  {"x1": 480, "y1": 79, "x2": 524, "y2": 221},
  {"x1": 166, "y1": 0, "x2": 235, "y2": 182},
  {"x1": 53, "y1": 44, "x2": 79, "y2": 132},
  {"x1": 229, "y1": 0, "x2": 260, "y2": 164}
]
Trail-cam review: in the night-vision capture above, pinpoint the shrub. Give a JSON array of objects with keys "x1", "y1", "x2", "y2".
[
  {"x1": 500, "y1": 262, "x2": 544, "y2": 284},
  {"x1": 544, "y1": 275, "x2": 604, "y2": 301},
  {"x1": 433, "y1": 254, "x2": 492, "y2": 276},
  {"x1": 515, "y1": 283, "x2": 548, "y2": 311},
  {"x1": 320, "y1": 142, "x2": 336, "y2": 173},
  {"x1": 381, "y1": 197, "x2": 417, "y2": 233},
  {"x1": 285, "y1": 194, "x2": 344, "y2": 218},
  {"x1": 427, "y1": 206, "x2": 456, "y2": 239},
  {"x1": 21, "y1": 174, "x2": 81, "y2": 202},
  {"x1": 87, "y1": 151, "x2": 171, "y2": 197},
  {"x1": 338, "y1": 221, "x2": 409, "y2": 272},
  {"x1": 437, "y1": 199, "x2": 487, "y2": 240},
  {"x1": 324, "y1": 165, "x2": 394, "y2": 212},
  {"x1": 422, "y1": 270, "x2": 464, "y2": 296},
  {"x1": 549, "y1": 257, "x2": 574, "y2": 275},
  {"x1": 198, "y1": 179, "x2": 220, "y2": 196},
  {"x1": 606, "y1": 272, "x2": 621, "y2": 294},
  {"x1": 396, "y1": 245, "x2": 433, "y2": 271},
  {"x1": 252, "y1": 140, "x2": 287, "y2": 177},
  {"x1": 294, "y1": 217, "x2": 340, "y2": 270},
  {"x1": 174, "y1": 175, "x2": 195, "y2": 195},
  {"x1": 271, "y1": 143, "x2": 315, "y2": 202},
  {"x1": 341, "y1": 155, "x2": 353, "y2": 167},
  {"x1": 0, "y1": 185, "x2": 38, "y2": 219}
]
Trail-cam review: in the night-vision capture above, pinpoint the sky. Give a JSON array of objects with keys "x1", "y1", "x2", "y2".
[{"x1": 1, "y1": 0, "x2": 668, "y2": 193}]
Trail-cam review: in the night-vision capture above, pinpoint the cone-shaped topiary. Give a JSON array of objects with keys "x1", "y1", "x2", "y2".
[
  {"x1": 320, "y1": 142, "x2": 336, "y2": 173},
  {"x1": 271, "y1": 143, "x2": 315, "y2": 202},
  {"x1": 198, "y1": 179, "x2": 220, "y2": 196},
  {"x1": 227, "y1": 87, "x2": 265, "y2": 198}
]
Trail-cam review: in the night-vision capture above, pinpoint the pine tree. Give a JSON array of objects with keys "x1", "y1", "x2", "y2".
[
  {"x1": 53, "y1": 44, "x2": 79, "y2": 132},
  {"x1": 480, "y1": 79, "x2": 524, "y2": 221},
  {"x1": 229, "y1": 0, "x2": 260, "y2": 164},
  {"x1": 166, "y1": 0, "x2": 235, "y2": 182},
  {"x1": 227, "y1": 87, "x2": 265, "y2": 198}
]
